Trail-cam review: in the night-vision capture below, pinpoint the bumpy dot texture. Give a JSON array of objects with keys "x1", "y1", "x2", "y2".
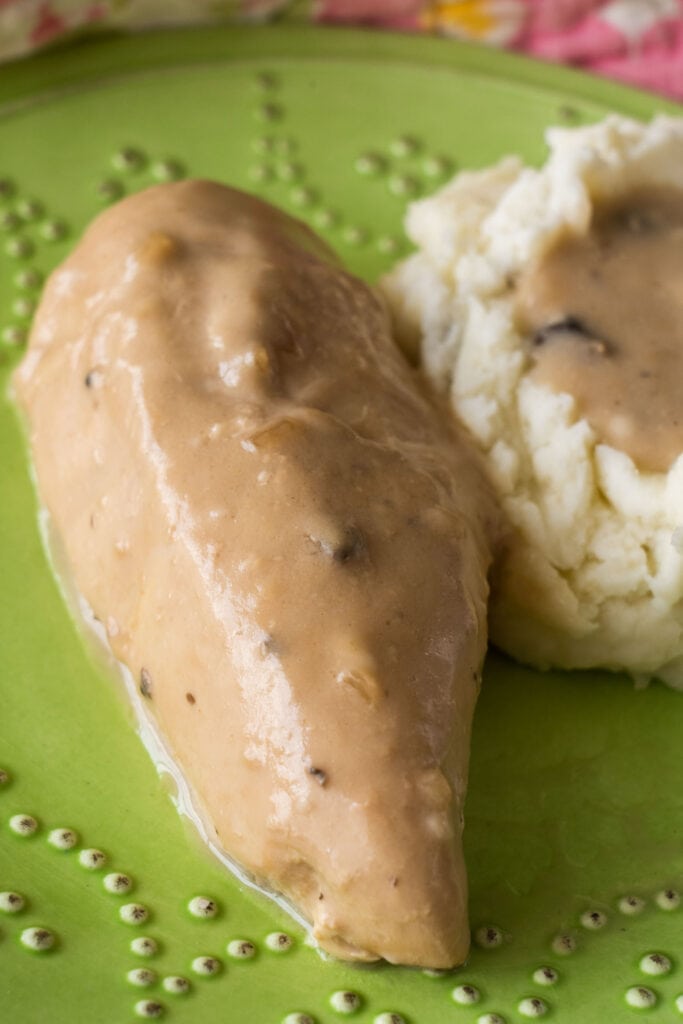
[
  {"x1": 329, "y1": 991, "x2": 362, "y2": 1013},
  {"x1": 48, "y1": 827, "x2": 78, "y2": 850},
  {"x1": 188, "y1": 896, "x2": 217, "y2": 918},
  {"x1": 120, "y1": 904, "x2": 149, "y2": 926},
  {"x1": 78, "y1": 848, "x2": 107, "y2": 869},
  {"x1": 639, "y1": 952, "x2": 672, "y2": 975},
  {"x1": 20, "y1": 927, "x2": 55, "y2": 951},
  {"x1": 656, "y1": 889, "x2": 680, "y2": 910},
  {"x1": 127, "y1": 968, "x2": 158, "y2": 987},
  {"x1": 162, "y1": 976, "x2": 190, "y2": 995},
  {"x1": 625, "y1": 986, "x2": 657, "y2": 1009},
  {"x1": 9, "y1": 814, "x2": 38, "y2": 836},
  {"x1": 533, "y1": 967, "x2": 559, "y2": 986},
  {"x1": 518, "y1": 997, "x2": 548, "y2": 1017},
  {"x1": 191, "y1": 956, "x2": 222, "y2": 976},
  {"x1": 265, "y1": 931, "x2": 293, "y2": 951},
  {"x1": 619, "y1": 896, "x2": 646, "y2": 915},
  {"x1": 581, "y1": 910, "x2": 607, "y2": 930},
  {"x1": 227, "y1": 939, "x2": 256, "y2": 959},
  {"x1": 452, "y1": 985, "x2": 480, "y2": 1006},
  {"x1": 476, "y1": 925, "x2": 504, "y2": 948},
  {"x1": 131, "y1": 937, "x2": 158, "y2": 958},
  {"x1": 104, "y1": 873, "x2": 133, "y2": 895},
  {"x1": 0, "y1": 891, "x2": 25, "y2": 913},
  {"x1": 552, "y1": 934, "x2": 577, "y2": 955},
  {"x1": 134, "y1": 1000, "x2": 165, "y2": 1018}
]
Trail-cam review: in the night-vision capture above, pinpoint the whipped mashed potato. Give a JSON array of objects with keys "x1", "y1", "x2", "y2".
[{"x1": 383, "y1": 115, "x2": 683, "y2": 687}]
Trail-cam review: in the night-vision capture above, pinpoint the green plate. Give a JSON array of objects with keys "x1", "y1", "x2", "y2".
[{"x1": 1, "y1": 26, "x2": 682, "y2": 1024}]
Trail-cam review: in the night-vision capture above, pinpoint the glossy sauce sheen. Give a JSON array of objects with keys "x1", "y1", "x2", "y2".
[
  {"x1": 14, "y1": 181, "x2": 497, "y2": 967},
  {"x1": 516, "y1": 185, "x2": 683, "y2": 473}
]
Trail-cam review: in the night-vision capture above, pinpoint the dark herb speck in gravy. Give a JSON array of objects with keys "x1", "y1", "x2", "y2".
[{"x1": 516, "y1": 184, "x2": 683, "y2": 473}]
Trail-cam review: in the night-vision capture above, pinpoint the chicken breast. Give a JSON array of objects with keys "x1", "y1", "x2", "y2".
[{"x1": 13, "y1": 181, "x2": 496, "y2": 967}]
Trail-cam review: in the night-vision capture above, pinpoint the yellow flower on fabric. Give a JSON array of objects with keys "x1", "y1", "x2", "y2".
[{"x1": 422, "y1": 0, "x2": 524, "y2": 45}]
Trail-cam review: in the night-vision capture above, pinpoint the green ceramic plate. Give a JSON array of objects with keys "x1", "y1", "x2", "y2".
[{"x1": 1, "y1": 25, "x2": 682, "y2": 1024}]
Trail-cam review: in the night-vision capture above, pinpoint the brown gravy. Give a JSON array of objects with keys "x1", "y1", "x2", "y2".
[
  {"x1": 13, "y1": 181, "x2": 497, "y2": 967},
  {"x1": 515, "y1": 184, "x2": 683, "y2": 473}
]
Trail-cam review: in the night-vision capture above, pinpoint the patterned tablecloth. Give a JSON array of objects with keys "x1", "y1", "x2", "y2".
[{"x1": 0, "y1": 0, "x2": 681, "y2": 101}]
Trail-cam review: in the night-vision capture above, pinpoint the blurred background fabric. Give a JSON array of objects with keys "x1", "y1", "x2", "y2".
[{"x1": 0, "y1": 0, "x2": 682, "y2": 100}]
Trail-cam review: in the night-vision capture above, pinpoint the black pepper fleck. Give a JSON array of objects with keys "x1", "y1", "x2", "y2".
[
  {"x1": 140, "y1": 668, "x2": 152, "y2": 699},
  {"x1": 333, "y1": 525, "x2": 366, "y2": 564},
  {"x1": 558, "y1": 104, "x2": 581, "y2": 123},
  {"x1": 260, "y1": 634, "x2": 280, "y2": 656},
  {"x1": 308, "y1": 766, "x2": 327, "y2": 786}
]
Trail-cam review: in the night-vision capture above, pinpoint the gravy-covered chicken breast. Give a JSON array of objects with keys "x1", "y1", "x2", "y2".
[{"x1": 14, "y1": 181, "x2": 496, "y2": 967}]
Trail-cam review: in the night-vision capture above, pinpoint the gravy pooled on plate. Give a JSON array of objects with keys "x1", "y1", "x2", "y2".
[
  {"x1": 14, "y1": 181, "x2": 497, "y2": 967},
  {"x1": 517, "y1": 184, "x2": 683, "y2": 473}
]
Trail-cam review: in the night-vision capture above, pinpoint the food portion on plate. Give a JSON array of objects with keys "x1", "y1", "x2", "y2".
[
  {"x1": 14, "y1": 110, "x2": 683, "y2": 974},
  {"x1": 12, "y1": 180, "x2": 499, "y2": 967},
  {"x1": 384, "y1": 115, "x2": 683, "y2": 687}
]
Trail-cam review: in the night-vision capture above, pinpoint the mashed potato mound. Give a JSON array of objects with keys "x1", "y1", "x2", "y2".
[{"x1": 383, "y1": 115, "x2": 683, "y2": 687}]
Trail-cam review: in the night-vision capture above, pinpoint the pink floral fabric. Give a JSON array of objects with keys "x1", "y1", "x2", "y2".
[
  {"x1": 0, "y1": 0, "x2": 682, "y2": 101},
  {"x1": 521, "y1": 0, "x2": 683, "y2": 98}
]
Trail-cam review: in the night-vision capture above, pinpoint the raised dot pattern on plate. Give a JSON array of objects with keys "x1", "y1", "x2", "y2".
[
  {"x1": 329, "y1": 990, "x2": 362, "y2": 1014},
  {"x1": 188, "y1": 895, "x2": 218, "y2": 918},
  {"x1": 227, "y1": 938, "x2": 257, "y2": 959},
  {"x1": 162, "y1": 975, "x2": 191, "y2": 995},
  {"x1": 1, "y1": 144, "x2": 189, "y2": 351},
  {"x1": 265, "y1": 931, "x2": 293, "y2": 952},
  {"x1": 0, "y1": 891, "x2": 25, "y2": 913},
  {"x1": 20, "y1": 926, "x2": 55, "y2": 952},
  {"x1": 452, "y1": 984, "x2": 480, "y2": 1006},
  {"x1": 0, "y1": 783, "x2": 250, "y2": 1018},
  {"x1": 0, "y1": 181, "x2": 70, "y2": 346},
  {"x1": 242, "y1": 77, "x2": 442, "y2": 258},
  {"x1": 9, "y1": 813, "x2": 39, "y2": 836},
  {"x1": 104, "y1": 872, "x2": 134, "y2": 895},
  {"x1": 127, "y1": 967, "x2": 158, "y2": 988}
]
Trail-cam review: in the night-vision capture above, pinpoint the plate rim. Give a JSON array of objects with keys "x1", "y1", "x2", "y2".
[{"x1": 0, "y1": 23, "x2": 680, "y2": 120}]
